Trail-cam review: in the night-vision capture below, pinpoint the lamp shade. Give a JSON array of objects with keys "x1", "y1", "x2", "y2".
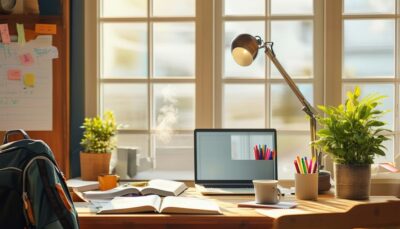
[{"x1": 231, "y1": 34, "x2": 260, "y2": 66}]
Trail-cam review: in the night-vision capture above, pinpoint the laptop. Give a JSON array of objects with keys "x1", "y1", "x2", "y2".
[{"x1": 195, "y1": 129, "x2": 277, "y2": 195}]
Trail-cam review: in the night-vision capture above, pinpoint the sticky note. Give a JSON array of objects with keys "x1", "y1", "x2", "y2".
[
  {"x1": 23, "y1": 73, "x2": 36, "y2": 88},
  {"x1": 7, "y1": 69, "x2": 21, "y2": 80},
  {"x1": 34, "y1": 46, "x2": 59, "y2": 59},
  {"x1": 16, "y1": 24, "x2": 26, "y2": 44},
  {"x1": 19, "y1": 53, "x2": 34, "y2": 66},
  {"x1": 0, "y1": 24, "x2": 11, "y2": 44},
  {"x1": 35, "y1": 24, "x2": 57, "y2": 35}
]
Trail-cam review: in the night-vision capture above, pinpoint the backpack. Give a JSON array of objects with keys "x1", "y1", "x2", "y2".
[{"x1": 0, "y1": 129, "x2": 79, "y2": 229}]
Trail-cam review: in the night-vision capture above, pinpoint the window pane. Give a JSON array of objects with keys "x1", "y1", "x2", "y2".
[
  {"x1": 101, "y1": 0, "x2": 147, "y2": 17},
  {"x1": 153, "y1": 134, "x2": 194, "y2": 172},
  {"x1": 153, "y1": 0, "x2": 195, "y2": 17},
  {"x1": 271, "y1": 20, "x2": 313, "y2": 78},
  {"x1": 342, "y1": 84, "x2": 394, "y2": 130},
  {"x1": 223, "y1": 84, "x2": 265, "y2": 128},
  {"x1": 271, "y1": 0, "x2": 313, "y2": 15},
  {"x1": 224, "y1": 0, "x2": 265, "y2": 16},
  {"x1": 344, "y1": 0, "x2": 395, "y2": 14},
  {"x1": 113, "y1": 134, "x2": 150, "y2": 179},
  {"x1": 344, "y1": 20, "x2": 395, "y2": 78},
  {"x1": 102, "y1": 23, "x2": 147, "y2": 78},
  {"x1": 373, "y1": 136, "x2": 394, "y2": 164},
  {"x1": 153, "y1": 23, "x2": 195, "y2": 77},
  {"x1": 271, "y1": 83, "x2": 313, "y2": 130},
  {"x1": 153, "y1": 84, "x2": 195, "y2": 130},
  {"x1": 277, "y1": 133, "x2": 311, "y2": 179},
  {"x1": 102, "y1": 84, "x2": 148, "y2": 129},
  {"x1": 224, "y1": 21, "x2": 265, "y2": 78}
]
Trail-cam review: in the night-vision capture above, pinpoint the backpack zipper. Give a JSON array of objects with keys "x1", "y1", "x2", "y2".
[{"x1": 0, "y1": 167, "x2": 22, "y2": 172}]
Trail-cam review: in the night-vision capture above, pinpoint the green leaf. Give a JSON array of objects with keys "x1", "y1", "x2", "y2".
[{"x1": 316, "y1": 86, "x2": 391, "y2": 164}]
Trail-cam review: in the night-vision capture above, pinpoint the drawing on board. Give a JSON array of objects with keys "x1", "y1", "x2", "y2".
[{"x1": 0, "y1": 35, "x2": 58, "y2": 131}]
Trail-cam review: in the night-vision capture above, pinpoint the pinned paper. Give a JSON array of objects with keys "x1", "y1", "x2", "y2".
[
  {"x1": 16, "y1": 24, "x2": 26, "y2": 44},
  {"x1": 33, "y1": 46, "x2": 58, "y2": 59},
  {"x1": 0, "y1": 24, "x2": 11, "y2": 44},
  {"x1": 23, "y1": 73, "x2": 36, "y2": 88},
  {"x1": 19, "y1": 53, "x2": 34, "y2": 66},
  {"x1": 35, "y1": 24, "x2": 57, "y2": 35},
  {"x1": 7, "y1": 69, "x2": 21, "y2": 80}
]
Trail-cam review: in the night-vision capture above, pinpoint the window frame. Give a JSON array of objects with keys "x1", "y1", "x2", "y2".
[{"x1": 84, "y1": 0, "x2": 400, "y2": 178}]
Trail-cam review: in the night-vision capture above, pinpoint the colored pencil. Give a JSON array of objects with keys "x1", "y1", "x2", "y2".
[
  {"x1": 301, "y1": 158, "x2": 308, "y2": 174},
  {"x1": 296, "y1": 156, "x2": 303, "y2": 174},
  {"x1": 253, "y1": 146, "x2": 258, "y2": 160},
  {"x1": 294, "y1": 160, "x2": 300, "y2": 174},
  {"x1": 313, "y1": 159, "x2": 318, "y2": 173}
]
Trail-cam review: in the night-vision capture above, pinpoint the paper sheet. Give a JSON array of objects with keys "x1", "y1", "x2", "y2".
[{"x1": 0, "y1": 35, "x2": 57, "y2": 131}]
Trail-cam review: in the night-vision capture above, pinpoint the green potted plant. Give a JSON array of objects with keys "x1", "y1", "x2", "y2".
[
  {"x1": 80, "y1": 111, "x2": 117, "y2": 181},
  {"x1": 315, "y1": 87, "x2": 390, "y2": 200}
]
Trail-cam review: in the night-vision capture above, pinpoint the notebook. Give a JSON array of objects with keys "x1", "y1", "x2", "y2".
[
  {"x1": 238, "y1": 201, "x2": 297, "y2": 209},
  {"x1": 194, "y1": 129, "x2": 277, "y2": 195},
  {"x1": 83, "y1": 179, "x2": 187, "y2": 199},
  {"x1": 97, "y1": 195, "x2": 221, "y2": 215}
]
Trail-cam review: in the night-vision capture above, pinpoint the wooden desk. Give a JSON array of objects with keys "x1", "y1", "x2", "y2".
[{"x1": 76, "y1": 188, "x2": 400, "y2": 229}]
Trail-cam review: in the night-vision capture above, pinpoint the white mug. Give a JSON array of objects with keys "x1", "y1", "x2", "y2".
[{"x1": 253, "y1": 180, "x2": 281, "y2": 204}]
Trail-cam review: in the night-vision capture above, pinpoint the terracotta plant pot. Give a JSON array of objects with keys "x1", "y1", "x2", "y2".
[
  {"x1": 334, "y1": 163, "x2": 371, "y2": 200},
  {"x1": 80, "y1": 152, "x2": 111, "y2": 181}
]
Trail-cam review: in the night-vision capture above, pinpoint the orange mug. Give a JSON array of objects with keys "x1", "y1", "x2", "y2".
[{"x1": 98, "y1": 174, "x2": 118, "y2": 191}]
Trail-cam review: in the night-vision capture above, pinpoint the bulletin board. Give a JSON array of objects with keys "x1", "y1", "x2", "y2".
[{"x1": 0, "y1": 10, "x2": 70, "y2": 176}]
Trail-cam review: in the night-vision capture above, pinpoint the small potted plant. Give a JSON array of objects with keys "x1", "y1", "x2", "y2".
[
  {"x1": 314, "y1": 87, "x2": 390, "y2": 200},
  {"x1": 80, "y1": 111, "x2": 117, "y2": 181}
]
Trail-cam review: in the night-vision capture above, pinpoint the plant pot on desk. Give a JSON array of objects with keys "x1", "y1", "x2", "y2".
[
  {"x1": 80, "y1": 152, "x2": 111, "y2": 181},
  {"x1": 335, "y1": 163, "x2": 371, "y2": 200}
]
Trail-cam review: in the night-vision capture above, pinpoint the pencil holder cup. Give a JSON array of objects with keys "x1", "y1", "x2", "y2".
[{"x1": 295, "y1": 173, "x2": 318, "y2": 200}]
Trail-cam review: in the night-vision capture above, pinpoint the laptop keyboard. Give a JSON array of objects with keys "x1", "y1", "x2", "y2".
[{"x1": 203, "y1": 184, "x2": 254, "y2": 188}]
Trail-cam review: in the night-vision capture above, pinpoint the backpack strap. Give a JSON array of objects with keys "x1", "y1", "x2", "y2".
[
  {"x1": 37, "y1": 159, "x2": 74, "y2": 229},
  {"x1": 3, "y1": 129, "x2": 30, "y2": 144}
]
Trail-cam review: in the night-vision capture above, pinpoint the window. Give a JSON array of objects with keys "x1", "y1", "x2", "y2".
[
  {"x1": 341, "y1": 0, "x2": 397, "y2": 164},
  {"x1": 85, "y1": 0, "x2": 400, "y2": 180},
  {"x1": 95, "y1": 0, "x2": 197, "y2": 180},
  {"x1": 215, "y1": 0, "x2": 323, "y2": 178}
]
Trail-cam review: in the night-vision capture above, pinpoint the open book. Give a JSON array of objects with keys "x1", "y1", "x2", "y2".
[
  {"x1": 83, "y1": 179, "x2": 187, "y2": 199},
  {"x1": 97, "y1": 195, "x2": 221, "y2": 215}
]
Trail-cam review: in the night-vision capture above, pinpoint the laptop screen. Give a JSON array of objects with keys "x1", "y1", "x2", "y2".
[{"x1": 195, "y1": 129, "x2": 277, "y2": 183}]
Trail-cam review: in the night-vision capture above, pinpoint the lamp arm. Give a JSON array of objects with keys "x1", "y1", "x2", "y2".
[{"x1": 264, "y1": 46, "x2": 319, "y2": 160}]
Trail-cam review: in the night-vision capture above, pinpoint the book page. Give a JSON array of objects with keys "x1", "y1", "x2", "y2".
[
  {"x1": 83, "y1": 186, "x2": 140, "y2": 199},
  {"x1": 66, "y1": 179, "x2": 99, "y2": 192},
  {"x1": 142, "y1": 179, "x2": 187, "y2": 196},
  {"x1": 160, "y1": 197, "x2": 221, "y2": 214},
  {"x1": 98, "y1": 195, "x2": 161, "y2": 214}
]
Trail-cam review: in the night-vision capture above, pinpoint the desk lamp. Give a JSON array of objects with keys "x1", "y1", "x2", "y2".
[{"x1": 231, "y1": 34, "x2": 330, "y2": 191}]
